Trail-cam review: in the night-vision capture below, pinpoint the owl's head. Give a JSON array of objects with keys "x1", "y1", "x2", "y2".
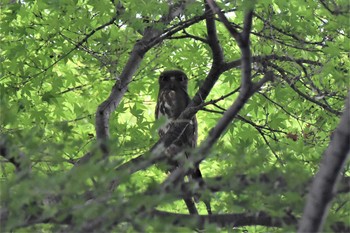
[{"x1": 158, "y1": 70, "x2": 188, "y2": 90}]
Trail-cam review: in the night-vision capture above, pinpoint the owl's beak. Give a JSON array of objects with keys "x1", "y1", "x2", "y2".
[{"x1": 169, "y1": 76, "x2": 176, "y2": 89}]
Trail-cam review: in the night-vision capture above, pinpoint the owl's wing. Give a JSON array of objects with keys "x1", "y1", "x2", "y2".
[
  {"x1": 190, "y1": 116, "x2": 198, "y2": 148},
  {"x1": 155, "y1": 97, "x2": 160, "y2": 120}
]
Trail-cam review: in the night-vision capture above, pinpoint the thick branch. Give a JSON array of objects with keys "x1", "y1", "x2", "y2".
[
  {"x1": 199, "y1": 71, "x2": 272, "y2": 156},
  {"x1": 95, "y1": 41, "x2": 147, "y2": 153},
  {"x1": 298, "y1": 91, "x2": 350, "y2": 232},
  {"x1": 241, "y1": 9, "x2": 254, "y2": 43},
  {"x1": 205, "y1": 1, "x2": 224, "y2": 64},
  {"x1": 148, "y1": 14, "x2": 208, "y2": 49},
  {"x1": 206, "y1": 0, "x2": 254, "y2": 90},
  {"x1": 206, "y1": 0, "x2": 241, "y2": 41}
]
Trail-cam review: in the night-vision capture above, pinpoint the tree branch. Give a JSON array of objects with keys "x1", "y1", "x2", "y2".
[
  {"x1": 151, "y1": 210, "x2": 297, "y2": 228},
  {"x1": 241, "y1": 8, "x2": 254, "y2": 43},
  {"x1": 206, "y1": 0, "x2": 241, "y2": 42},
  {"x1": 199, "y1": 71, "x2": 272, "y2": 155},
  {"x1": 23, "y1": 15, "x2": 119, "y2": 86},
  {"x1": 148, "y1": 13, "x2": 208, "y2": 49},
  {"x1": 205, "y1": 1, "x2": 224, "y2": 64},
  {"x1": 207, "y1": 0, "x2": 254, "y2": 89},
  {"x1": 269, "y1": 62, "x2": 342, "y2": 116},
  {"x1": 223, "y1": 54, "x2": 322, "y2": 73},
  {"x1": 169, "y1": 31, "x2": 208, "y2": 43},
  {"x1": 186, "y1": 174, "x2": 350, "y2": 197},
  {"x1": 319, "y1": 0, "x2": 350, "y2": 15},
  {"x1": 298, "y1": 91, "x2": 350, "y2": 232}
]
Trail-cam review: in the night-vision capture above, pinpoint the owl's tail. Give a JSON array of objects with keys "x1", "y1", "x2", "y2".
[{"x1": 190, "y1": 167, "x2": 212, "y2": 215}]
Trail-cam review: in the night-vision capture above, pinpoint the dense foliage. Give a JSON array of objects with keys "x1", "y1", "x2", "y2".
[{"x1": 0, "y1": 0, "x2": 349, "y2": 232}]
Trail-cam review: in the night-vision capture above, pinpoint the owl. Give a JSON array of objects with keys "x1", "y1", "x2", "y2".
[
  {"x1": 155, "y1": 70, "x2": 211, "y2": 215},
  {"x1": 155, "y1": 70, "x2": 197, "y2": 167}
]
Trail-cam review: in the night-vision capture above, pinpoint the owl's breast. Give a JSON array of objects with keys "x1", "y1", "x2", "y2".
[
  {"x1": 157, "y1": 90, "x2": 180, "y2": 136},
  {"x1": 157, "y1": 90, "x2": 178, "y2": 119}
]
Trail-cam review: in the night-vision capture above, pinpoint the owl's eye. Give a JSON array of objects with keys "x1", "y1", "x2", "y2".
[{"x1": 159, "y1": 75, "x2": 166, "y2": 82}]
